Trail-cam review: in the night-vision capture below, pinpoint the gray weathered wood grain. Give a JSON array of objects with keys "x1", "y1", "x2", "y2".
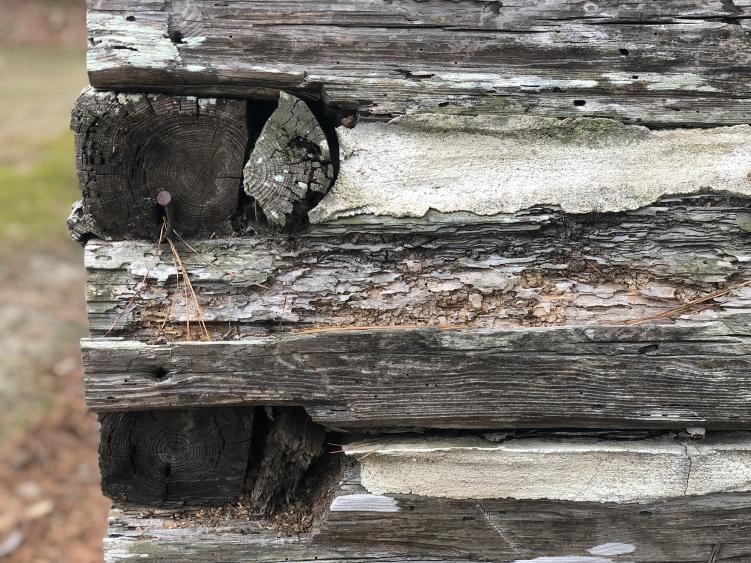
[
  {"x1": 84, "y1": 195, "x2": 751, "y2": 339},
  {"x1": 243, "y1": 92, "x2": 335, "y2": 231},
  {"x1": 82, "y1": 318, "x2": 751, "y2": 429},
  {"x1": 87, "y1": 0, "x2": 751, "y2": 125}
]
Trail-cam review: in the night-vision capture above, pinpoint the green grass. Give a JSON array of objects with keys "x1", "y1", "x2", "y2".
[{"x1": 0, "y1": 133, "x2": 80, "y2": 243}]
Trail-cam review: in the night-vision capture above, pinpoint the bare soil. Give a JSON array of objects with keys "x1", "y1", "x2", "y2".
[{"x1": 0, "y1": 246, "x2": 110, "y2": 563}]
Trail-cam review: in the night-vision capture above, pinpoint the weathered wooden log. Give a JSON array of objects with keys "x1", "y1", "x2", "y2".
[
  {"x1": 98, "y1": 408, "x2": 254, "y2": 507},
  {"x1": 71, "y1": 88, "x2": 248, "y2": 239},
  {"x1": 243, "y1": 92, "x2": 335, "y2": 231},
  {"x1": 104, "y1": 434, "x2": 751, "y2": 562},
  {"x1": 84, "y1": 194, "x2": 751, "y2": 339},
  {"x1": 82, "y1": 319, "x2": 751, "y2": 430},
  {"x1": 86, "y1": 1, "x2": 751, "y2": 126}
]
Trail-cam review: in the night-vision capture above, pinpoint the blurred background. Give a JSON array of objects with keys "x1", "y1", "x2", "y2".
[{"x1": 0, "y1": 0, "x2": 110, "y2": 561}]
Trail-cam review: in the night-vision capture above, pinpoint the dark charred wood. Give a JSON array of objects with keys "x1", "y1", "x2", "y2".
[
  {"x1": 98, "y1": 408, "x2": 254, "y2": 507},
  {"x1": 246, "y1": 407, "x2": 327, "y2": 514}
]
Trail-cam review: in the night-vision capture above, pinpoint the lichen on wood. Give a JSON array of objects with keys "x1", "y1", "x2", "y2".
[
  {"x1": 86, "y1": 1, "x2": 751, "y2": 126},
  {"x1": 84, "y1": 195, "x2": 751, "y2": 339}
]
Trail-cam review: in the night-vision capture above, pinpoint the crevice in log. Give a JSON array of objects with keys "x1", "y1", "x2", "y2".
[
  {"x1": 86, "y1": 194, "x2": 751, "y2": 341},
  {"x1": 264, "y1": 441, "x2": 345, "y2": 535},
  {"x1": 87, "y1": 1, "x2": 751, "y2": 127},
  {"x1": 244, "y1": 407, "x2": 328, "y2": 514}
]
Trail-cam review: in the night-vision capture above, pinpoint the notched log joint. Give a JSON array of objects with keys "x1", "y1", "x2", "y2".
[{"x1": 69, "y1": 89, "x2": 339, "y2": 242}]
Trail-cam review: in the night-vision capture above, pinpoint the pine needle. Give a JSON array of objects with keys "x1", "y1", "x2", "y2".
[
  {"x1": 172, "y1": 228, "x2": 268, "y2": 289},
  {"x1": 295, "y1": 323, "x2": 467, "y2": 335},
  {"x1": 105, "y1": 220, "x2": 166, "y2": 336},
  {"x1": 625, "y1": 279, "x2": 751, "y2": 325},
  {"x1": 167, "y1": 236, "x2": 210, "y2": 340}
]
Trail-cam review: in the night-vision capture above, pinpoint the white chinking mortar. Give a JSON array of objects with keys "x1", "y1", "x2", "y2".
[
  {"x1": 310, "y1": 114, "x2": 751, "y2": 223},
  {"x1": 344, "y1": 434, "x2": 751, "y2": 504}
]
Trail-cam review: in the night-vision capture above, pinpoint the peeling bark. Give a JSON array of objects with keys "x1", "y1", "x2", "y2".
[{"x1": 84, "y1": 195, "x2": 751, "y2": 339}]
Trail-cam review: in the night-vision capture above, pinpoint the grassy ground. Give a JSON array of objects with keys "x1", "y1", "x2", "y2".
[
  {"x1": 0, "y1": 44, "x2": 110, "y2": 562},
  {"x1": 0, "y1": 134, "x2": 79, "y2": 242}
]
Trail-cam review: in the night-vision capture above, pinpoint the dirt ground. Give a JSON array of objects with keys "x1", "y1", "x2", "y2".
[{"x1": 0, "y1": 2, "x2": 111, "y2": 561}]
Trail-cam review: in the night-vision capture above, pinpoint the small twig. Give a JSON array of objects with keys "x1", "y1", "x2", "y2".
[
  {"x1": 220, "y1": 321, "x2": 234, "y2": 340},
  {"x1": 707, "y1": 543, "x2": 721, "y2": 563},
  {"x1": 168, "y1": 236, "x2": 210, "y2": 340},
  {"x1": 182, "y1": 255, "x2": 191, "y2": 340},
  {"x1": 171, "y1": 228, "x2": 269, "y2": 289},
  {"x1": 295, "y1": 323, "x2": 468, "y2": 335},
  {"x1": 343, "y1": 436, "x2": 405, "y2": 462},
  {"x1": 154, "y1": 294, "x2": 174, "y2": 342},
  {"x1": 279, "y1": 294, "x2": 288, "y2": 328}
]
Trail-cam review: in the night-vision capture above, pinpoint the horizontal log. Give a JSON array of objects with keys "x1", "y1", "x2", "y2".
[
  {"x1": 87, "y1": 1, "x2": 751, "y2": 125},
  {"x1": 82, "y1": 319, "x2": 751, "y2": 429},
  {"x1": 85, "y1": 194, "x2": 751, "y2": 339},
  {"x1": 104, "y1": 450, "x2": 751, "y2": 562}
]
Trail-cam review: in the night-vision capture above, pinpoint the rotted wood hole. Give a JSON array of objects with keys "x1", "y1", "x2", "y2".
[
  {"x1": 70, "y1": 89, "x2": 338, "y2": 241},
  {"x1": 97, "y1": 406, "x2": 332, "y2": 512}
]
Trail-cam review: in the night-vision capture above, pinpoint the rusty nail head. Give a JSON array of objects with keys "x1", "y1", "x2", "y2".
[{"x1": 157, "y1": 190, "x2": 172, "y2": 207}]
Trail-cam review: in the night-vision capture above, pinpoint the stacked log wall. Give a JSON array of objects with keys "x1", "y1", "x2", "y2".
[{"x1": 72, "y1": 1, "x2": 751, "y2": 560}]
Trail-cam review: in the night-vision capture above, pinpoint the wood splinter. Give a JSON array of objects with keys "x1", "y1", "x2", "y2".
[{"x1": 243, "y1": 92, "x2": 335, "y2": 231}]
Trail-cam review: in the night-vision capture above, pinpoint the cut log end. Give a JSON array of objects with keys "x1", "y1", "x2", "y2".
[
  {"x1": 98, "y1": 408, "x2": 255, "y2": 507},
  {"x1": 72, "y1": 89, "x2": 248, "y2": 240},
  {"x1": 243, "y1": 92, "x2": 335, "y2": 231},
  {"x1": 97, "y1": 406, "x2": 328, "y2": 512}
]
